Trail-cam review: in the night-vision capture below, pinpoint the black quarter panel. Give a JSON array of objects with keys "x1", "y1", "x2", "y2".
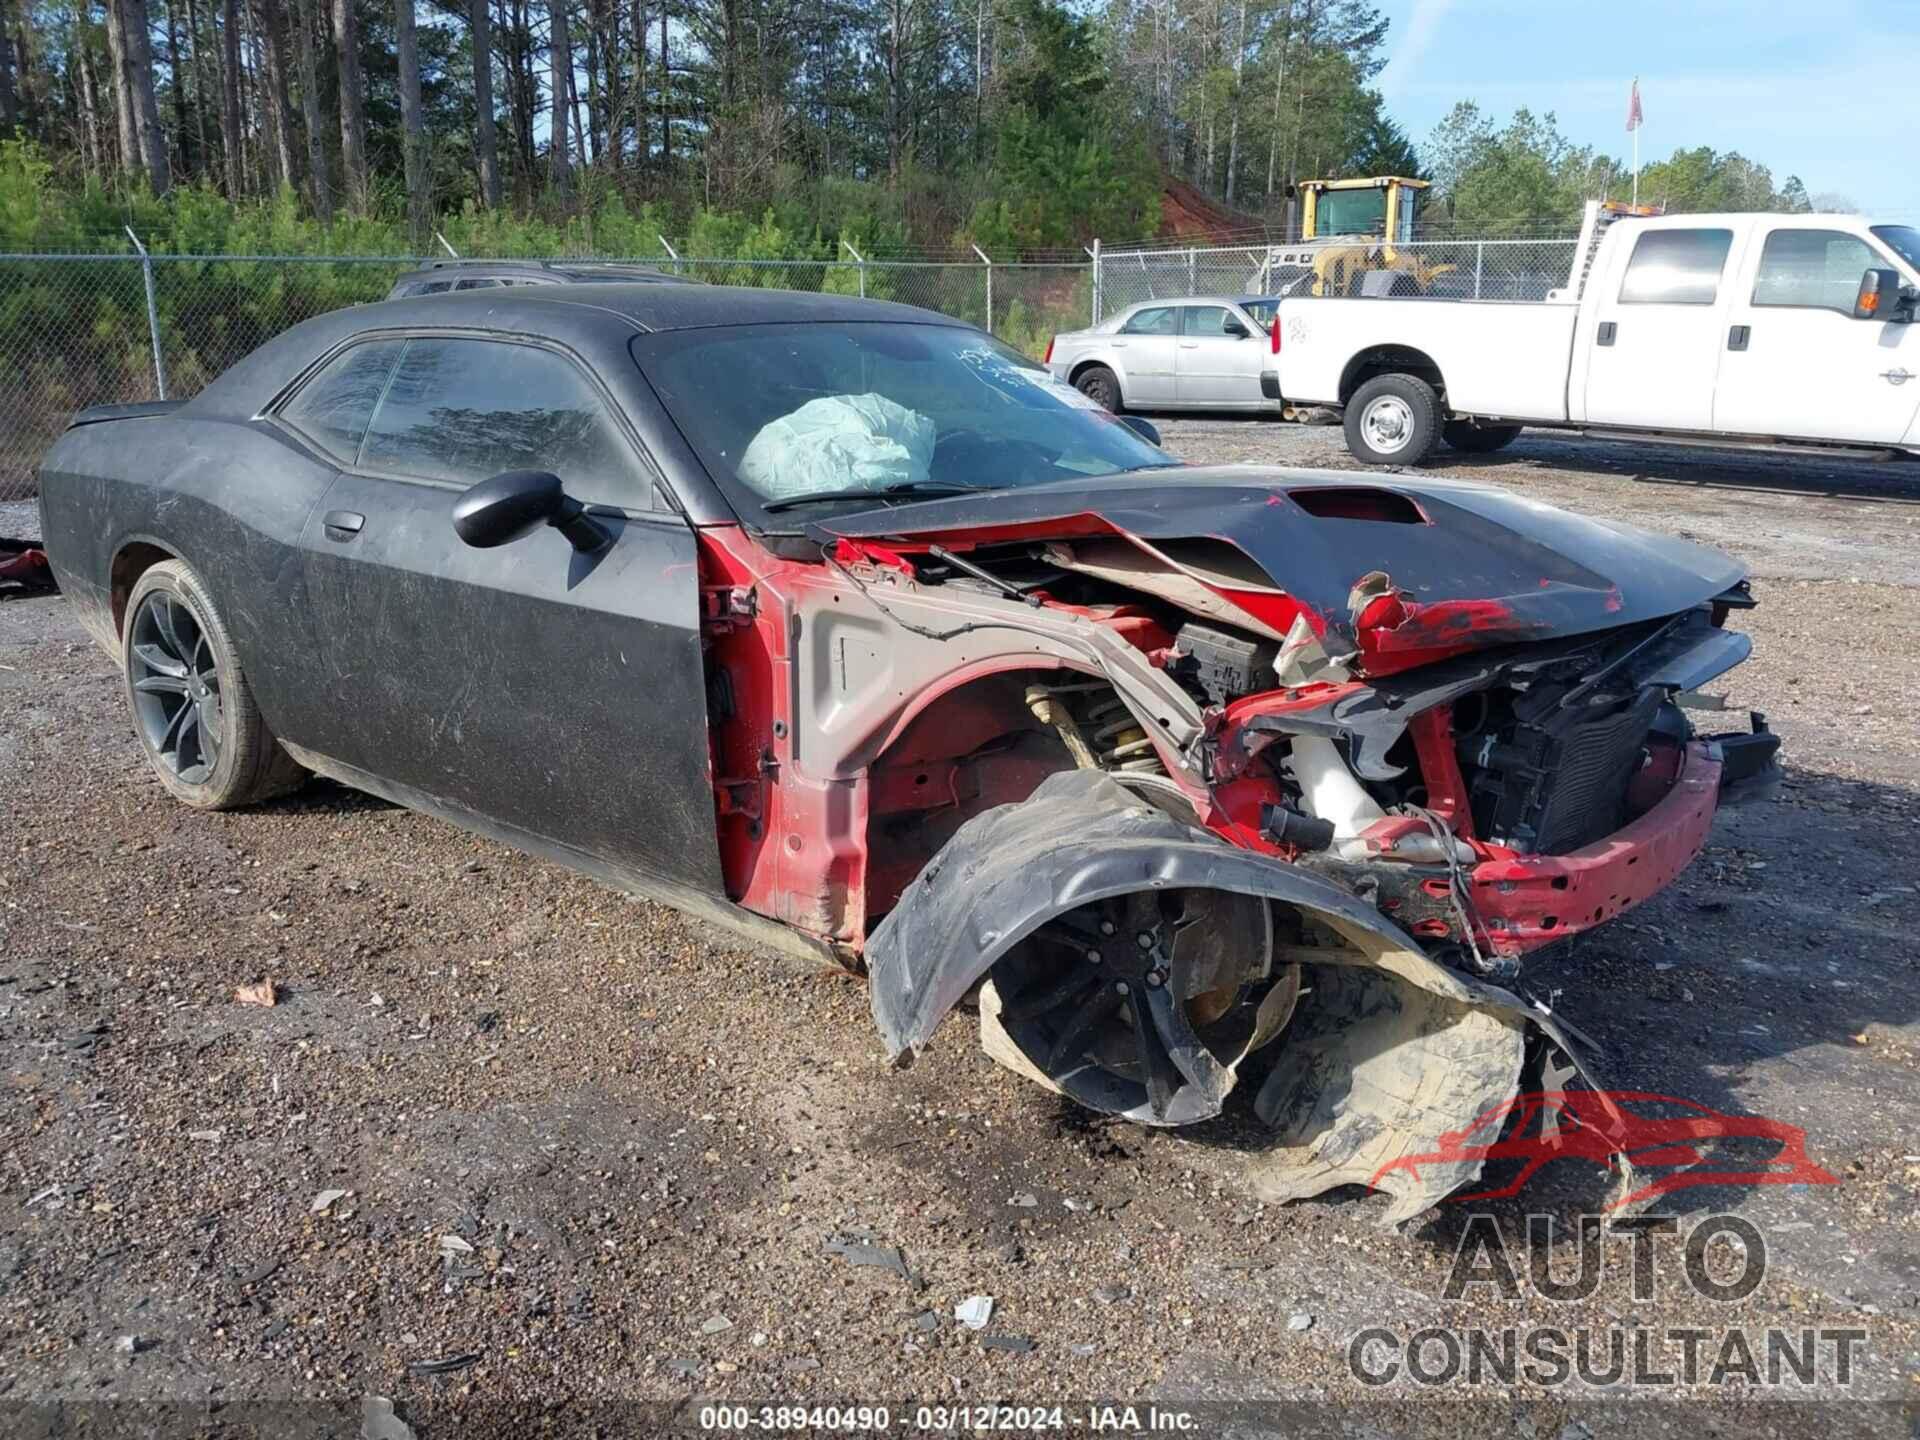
[{"x1": 37, "y1": 415, "x2": 338, "y2": 736}]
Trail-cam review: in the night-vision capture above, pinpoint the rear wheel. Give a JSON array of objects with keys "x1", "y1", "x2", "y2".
[
  {"x1": 1074, "y1": 364, "x2": 1122, "y2": 413},
  {"x1": 1344, "y1": 373, "x2": 1442, "y2": 466},
  {"x1": 122, "y1": 560, "x2": 306, "y2": 810},
  {"x1": 1443, "y1": 420, "x2": 1523, "y2": 454}
]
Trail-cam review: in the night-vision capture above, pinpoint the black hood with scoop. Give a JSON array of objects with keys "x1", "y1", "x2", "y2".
[{"x1": 809, "y1": 467, "x2": 1748, "y2": 662}]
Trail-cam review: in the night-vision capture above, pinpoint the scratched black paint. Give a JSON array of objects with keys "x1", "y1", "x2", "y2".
[{"x1": 35, "y1": 283, "x2": 1754, "y2": 979}]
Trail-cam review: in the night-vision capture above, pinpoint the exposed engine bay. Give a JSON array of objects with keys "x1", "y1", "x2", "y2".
[{"x1": 693, "y1": 471, "x2": 1778, "y2": 1219}]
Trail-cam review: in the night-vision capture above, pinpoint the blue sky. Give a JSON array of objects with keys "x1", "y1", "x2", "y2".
[{"x1": 1370, "y1": 0, "x2": 1920, "y2": 219}]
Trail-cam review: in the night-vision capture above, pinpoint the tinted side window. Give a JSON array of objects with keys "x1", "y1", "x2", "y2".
[
  {"x1": 1618, "y1": 229, "x2": 1733, "y2": 305},
  {"x1": 278, "y1": 339, "x2": 405, "y2": 462},
  {"x1": 454, "y1": 277, "x2": 501, "y2": 291},
  {"x1": 1182, "y1": 305, "x2": 1233, "y2": 336},
  {"x1": 1752, "y1": 229, "x2": 1878, "y2": 312},
  {"x1": 358, "y1": 338, "x2": 641, "y2": 506},
  {"x1": 1120, "y1": 307, "x2": 1177, "y2": 336}
]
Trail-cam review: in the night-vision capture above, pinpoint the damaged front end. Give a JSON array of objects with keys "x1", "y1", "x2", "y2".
[
  {"x1": 869, "y1": 767, "x2": 1593, "y2": 1222},
  {"x1": 812, "y1": 473, "x2": 1769, "y2": 1214}
]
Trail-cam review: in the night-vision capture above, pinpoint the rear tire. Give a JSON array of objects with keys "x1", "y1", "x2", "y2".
[
  {"x1": 122, "y1": 560, "x2": 307, "y2": 810},
  {"x1": 1075, "y1": 365, "x2": 1123, "y2": 413},
  {"x1": 1443, "y1": 420, "x2": 1523, "y2": 454},
  {"x1": 1344, "y1": 374, "x2": 1442, "y2": 466}
]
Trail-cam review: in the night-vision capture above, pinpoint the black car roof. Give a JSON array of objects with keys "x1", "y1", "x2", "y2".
[
  {"x1": 389, "y1": 259, "x2": 682, "y2": 286},
  {"x1": 182, "y1": 283, "x2": 959, "y2": 421},
  {"x1": 451, "y1": 282, "x2": 946, "y2": 332}
]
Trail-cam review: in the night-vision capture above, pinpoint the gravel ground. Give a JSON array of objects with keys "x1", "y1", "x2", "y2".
[
  {"x1": 2, "y1": 427, "x2": 1917, "y2": 1438},
  {"x1": 0, "y1": 497, "x2": 39, "y2": 537}
]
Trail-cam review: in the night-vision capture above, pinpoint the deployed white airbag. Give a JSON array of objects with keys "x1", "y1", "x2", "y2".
[{"x1": 740, "y1": 392, "x2": 937, "y2": 499}]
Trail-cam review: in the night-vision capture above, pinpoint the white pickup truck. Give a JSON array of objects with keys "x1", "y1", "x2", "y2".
[{"x1": 1275, "y1": 203, "x2": 1920, "y2": 465}]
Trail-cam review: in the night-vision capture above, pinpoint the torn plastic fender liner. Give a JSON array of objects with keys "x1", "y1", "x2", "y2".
[
  {"x1": 866, "y1": 768, "x2": 1400, "y2": 1061},
  {"x1": 867, "y1": 770, "x2": 1613, "y2": 1215}
]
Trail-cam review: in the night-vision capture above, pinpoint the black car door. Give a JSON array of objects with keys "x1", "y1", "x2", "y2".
[{"x1": 284, "y1": 333, "x2": 723, "y2": 896}]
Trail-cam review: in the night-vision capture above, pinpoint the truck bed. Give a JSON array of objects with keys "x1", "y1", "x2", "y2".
[{"x1": 1279, "y1": 298, "x2": 1578, "y2": 422}]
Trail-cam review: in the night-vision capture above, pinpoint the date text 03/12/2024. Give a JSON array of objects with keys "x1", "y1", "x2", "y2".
[{"x1": 697, "y1": 1405, "x2": 1200, "y2": 1431}]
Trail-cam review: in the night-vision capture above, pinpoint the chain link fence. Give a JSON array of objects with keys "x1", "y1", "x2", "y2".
[
  {"x1": 652, "y1": 257, "x2": 1093, "y2": 357},
  {"x1": 1094, "y1": 237, "x2": 1580, "y2": 316},
  {"x1": 0, "y1": 252, "x2": 1095, "y2": 502},
  {"x1": 1, "y1": 254, "x2": 411, "y2": 503},
  {"x1": 1, "y1": 233, "x2": 1574, "y2": 503}
]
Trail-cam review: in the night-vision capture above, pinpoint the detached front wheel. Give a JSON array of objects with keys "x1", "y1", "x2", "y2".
[
  {"x1": 1344, "y1": 374, "x2": 1442, "y2": 466},
  {"x1": 122, "y1": 560, "x2": 306, "y2": 810}
]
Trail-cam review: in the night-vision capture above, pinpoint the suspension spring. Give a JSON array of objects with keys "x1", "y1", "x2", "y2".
[{"x1": 1083, "y1": 693, "x2": 1165, "y2": 774}]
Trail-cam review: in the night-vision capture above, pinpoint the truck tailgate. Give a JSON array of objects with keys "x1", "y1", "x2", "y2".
[{"x1": 1279, "y1": 299, "x2": 1578, "y2": 422}]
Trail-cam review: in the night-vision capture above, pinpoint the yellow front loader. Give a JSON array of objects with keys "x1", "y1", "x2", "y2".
[{"x1": 1266, "y1": 176, "x2": 1456, "y2": 298}]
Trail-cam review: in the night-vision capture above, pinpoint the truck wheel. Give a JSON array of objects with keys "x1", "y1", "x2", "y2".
[
  {"x1": 1443, "y1": 421, "x2": 1523, "y2": 454},
  {"x1": 1075, "y1": 365, "x2": 1122, "y2": 413},
  {"x1": 121, "y1": 560, "x2": 307, "y2": 810},
  {"x1": 1344, "y1": 375, "x2": 1441, "y2": 466}
]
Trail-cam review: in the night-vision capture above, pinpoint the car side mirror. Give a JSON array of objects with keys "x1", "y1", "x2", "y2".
[
  {"x1": 1222, "y1": 319, "x2": 1250, "y2": 339},
  {"x1": 1119, "y1": 415, "x2": 1162, "y2": 447},
  {"x1": 453, "y1": 470, "x2": 611, "y2": 553},
  {"x1": 1853, "y1": 268, "x2": 1901, "y2": 320}
]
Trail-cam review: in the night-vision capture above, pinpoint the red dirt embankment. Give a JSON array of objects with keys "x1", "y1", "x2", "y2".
[{"x1": 1159, "y1": 175, "x2": 1268, "y2": 242}]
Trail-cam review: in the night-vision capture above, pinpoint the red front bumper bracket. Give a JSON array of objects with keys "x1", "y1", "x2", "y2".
[{"x1": 1468, "y1": 741, "x2": 1723, "y2": 956}]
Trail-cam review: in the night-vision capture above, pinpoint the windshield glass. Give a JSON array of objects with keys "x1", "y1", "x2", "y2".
[
  {"x1": 1239, "y1": 298, "x2": 1280, "y2": 325},
  {"x1": 1316, "y1": 187, "x2": 1387, "y2": 236},
  {"x1": 633, "y1": 323, "x2": 1176, "y2": 523},
  {"x1": 1870, "y1": 225, "x2": 1920, "y2": 274}
]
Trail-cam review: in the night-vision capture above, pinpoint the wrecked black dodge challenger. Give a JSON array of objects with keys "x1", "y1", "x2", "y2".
[{"x1": 38, "y1": 286, "x2": 1777, "y2": 1218}]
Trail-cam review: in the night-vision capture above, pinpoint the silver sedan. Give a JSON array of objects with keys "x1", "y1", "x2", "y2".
[{"x1": 1045, "y1": 297, "x2": 1283, "y2": 414}]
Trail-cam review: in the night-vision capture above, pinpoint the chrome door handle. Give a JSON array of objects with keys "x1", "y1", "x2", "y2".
[
  {"x1": 1880, "y1": 368, "x2": 1913, "y2": 385},
  {"x1": 1179, "y1": 341, "x2": 1199, "y2": 349}
]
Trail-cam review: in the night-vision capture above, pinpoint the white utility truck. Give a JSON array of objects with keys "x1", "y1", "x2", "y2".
[{"x1": 1273, "y1": 202, "x2": 1920, "y2": 465}]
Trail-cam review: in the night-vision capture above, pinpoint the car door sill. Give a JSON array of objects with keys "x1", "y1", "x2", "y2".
[{"x1": 279, "y1": 742, "x2": 850, "y2": 973}]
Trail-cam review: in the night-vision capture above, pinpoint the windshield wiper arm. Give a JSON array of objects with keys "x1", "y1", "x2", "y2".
[{"x1": 760, "y1": 480, "x2": 998, "y2": 513}]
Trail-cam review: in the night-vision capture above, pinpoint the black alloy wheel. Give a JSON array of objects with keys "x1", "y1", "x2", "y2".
[
  {"x1": 118, "y1": 559, "x2": 307, "y2": 810},
  {"x1": 992, "y1": 888, "x2": 1272, "y2": 1123},
  {"x1": 128, "y1": 590, "x2": 224, "y2": 784}
]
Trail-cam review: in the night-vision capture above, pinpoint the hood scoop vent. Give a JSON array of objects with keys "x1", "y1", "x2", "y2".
[{"x1": 1290, "y1": 488, "x2": 1426, "y2": 525}]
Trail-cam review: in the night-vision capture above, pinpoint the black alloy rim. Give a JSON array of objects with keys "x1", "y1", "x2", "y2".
[
  {"x1": 128, "y1": 592, "x2": 223, "y2": 783},
  {"x1": 996, "y1": 891, "x2": 1244, "y2": 1121}
]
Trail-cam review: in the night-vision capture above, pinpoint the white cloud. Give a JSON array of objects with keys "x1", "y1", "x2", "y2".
[{"x1": 1376, "y1": 0, "x2": 1459, "y2": 101}]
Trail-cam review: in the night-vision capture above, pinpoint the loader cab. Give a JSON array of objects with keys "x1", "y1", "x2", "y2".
[{"x1": 1299, "y1": 177, "x2": 1427, "y2": 247}]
